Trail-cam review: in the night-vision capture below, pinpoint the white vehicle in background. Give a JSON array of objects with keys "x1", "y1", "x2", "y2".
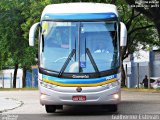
[
  {"x1": 135, "y1": 77, "x2": 160, "y2": 89},
  {"x1": 29, "y1": 3, "x2": 127, "y2": 113},
  {"x1": 150, "y1": 77, "x2": 160, "y2": 89}
]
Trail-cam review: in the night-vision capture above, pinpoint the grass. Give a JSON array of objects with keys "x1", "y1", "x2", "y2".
[
  {"x1": 0, "y1": 87, "x2": 38, "y2": 91},
  {"x1": 122, "y1": 87, "x2": 160, "y2": 92}
]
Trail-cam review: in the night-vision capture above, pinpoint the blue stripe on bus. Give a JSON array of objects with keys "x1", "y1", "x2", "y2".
[
  {"x1": 42, "y1": 13, "x2": 117, "y2": 20},
  {"x1": 42, "y1": 74, "x2": 117, "y2": 84}
]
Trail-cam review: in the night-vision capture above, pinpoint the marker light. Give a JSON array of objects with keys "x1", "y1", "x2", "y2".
[
  {"x1": 113, "y1": 94, "x2": 119, "y2": 99},
  {"x1": 102, "y1": 81, "x2": 119, "y2": 89}
]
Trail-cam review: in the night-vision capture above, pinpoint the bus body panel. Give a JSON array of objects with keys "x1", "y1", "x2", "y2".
[
  {"x1": 39, "y1": 82, "x2": 121, "y2": 105},
  {"x1": 39, "y1": 73, "x2": 121, "y2": 105},
  {"x1": 41, "y1": 3, "x2": 118, "y2": 20}
]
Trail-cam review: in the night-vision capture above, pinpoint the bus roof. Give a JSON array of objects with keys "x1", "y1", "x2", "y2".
[{"x1": 41, "y1": 3, "x2": 118, "y2": 21}]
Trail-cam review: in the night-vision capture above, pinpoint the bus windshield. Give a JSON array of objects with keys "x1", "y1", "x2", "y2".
[{"x1": 40, "y1": 21, "x2": 119, "y2": 74}]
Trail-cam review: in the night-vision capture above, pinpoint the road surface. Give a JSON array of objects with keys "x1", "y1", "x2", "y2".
[{"x1": 0, "y1": 90, "x2": 160, "y2": 120}]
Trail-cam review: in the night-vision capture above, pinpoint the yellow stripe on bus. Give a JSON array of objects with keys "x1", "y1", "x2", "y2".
[{"x1": 42, "y1": 78, "x2": 117, "y2": 87}]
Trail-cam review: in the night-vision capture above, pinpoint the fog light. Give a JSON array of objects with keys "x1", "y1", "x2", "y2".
[
  {"x1": 41, "y1": 93, "x2": 50, "y2": 99},
  {"x1": 113, "y1": 94, "x2": 119, "y2": 99}
]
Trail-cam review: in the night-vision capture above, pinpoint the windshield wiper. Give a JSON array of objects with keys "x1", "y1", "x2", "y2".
[
  {"x1": 86, "y1": 48, "x2": 100, "y2": 77},
  {"x1": 58, "y1": 49, "x2": 76, "y2": 77},
  {"x1": 42, "y1": 34, "x2": 44, "y2": 52}
]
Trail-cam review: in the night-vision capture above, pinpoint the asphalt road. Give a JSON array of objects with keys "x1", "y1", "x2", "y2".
[{"x1": 0, "y1": 90, "x2": 160, "y2": 120}]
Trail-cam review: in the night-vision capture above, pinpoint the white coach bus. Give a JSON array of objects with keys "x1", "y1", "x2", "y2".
[{"x1": 29, "y1": 3, "x2": 127, "y2": 113}]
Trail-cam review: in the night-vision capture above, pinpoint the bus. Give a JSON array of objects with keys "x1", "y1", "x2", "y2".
[{"x1": 29, "y1": 3, "x2": 127, "y2": 113}]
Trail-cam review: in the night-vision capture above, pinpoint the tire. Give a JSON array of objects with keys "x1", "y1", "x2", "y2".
[
  {"x1": 108, "y1": 104, "x2": 118, "y2": 112},
  {"x1": 56, "y1": 105, "x2": 63, "y2": 110},
  {"x1": 45, "y1": 105, "x2": 57, "y2": 113}
]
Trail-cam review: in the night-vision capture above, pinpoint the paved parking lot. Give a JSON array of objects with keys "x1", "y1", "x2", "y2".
[{"x1": 0, "y1": 90, "x2": 160, "y2": 120}]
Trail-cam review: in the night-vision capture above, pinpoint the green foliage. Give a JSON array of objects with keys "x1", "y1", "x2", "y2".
[
  {"x1": 124, "y1": 0, "x2": 160, "y2": 38},
  {"x1": 0, "y1": 1, "x2": 24, "y2": 67},
  {"x1": 116, "y1": 0, "x2": 158, "y2": 60},
  {"x1": 0, "y1": 0, "x2": 43, "y2": 69}
]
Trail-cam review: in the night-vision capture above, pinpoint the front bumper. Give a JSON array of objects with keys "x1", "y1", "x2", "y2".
[{"x1": 39, "y1": 85, "x2": 121, "y2": 105}]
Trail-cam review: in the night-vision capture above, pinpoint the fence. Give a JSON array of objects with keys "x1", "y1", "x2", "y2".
[
  {"x1": 26, "y1": 68, "x2": 38, "y2": 88},
  {"x1": 0, "y1": 73, "x2": 21, "y2": 88},
  {"x1": 0, "y1": 68, "x2": 38, "y2": 88}
]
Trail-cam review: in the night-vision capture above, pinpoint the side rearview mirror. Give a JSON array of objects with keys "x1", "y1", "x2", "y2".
[
  {"x1": 29, "y1": 22, "x2": 40, "y2": 46},
  {"x1": 120, "y1": 22, "x2": 127, "y2": 47}
]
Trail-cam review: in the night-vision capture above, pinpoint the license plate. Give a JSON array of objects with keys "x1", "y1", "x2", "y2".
[{"x1": 72, "y1": 96, "x2": 86, "y2": 101}]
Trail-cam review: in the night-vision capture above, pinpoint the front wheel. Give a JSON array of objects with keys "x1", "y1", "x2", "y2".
[
  {"x1": 108, "y1": 104, "x2": 118, "y2": 112},
  {"x1": 45, "y1": 105, "x2": 57, "y2": 113}
]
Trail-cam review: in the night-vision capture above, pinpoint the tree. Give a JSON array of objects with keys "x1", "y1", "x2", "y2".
[
  {"x1": 117, "y1": 0, "x2": 158, "y2": 86},
  {"x1": 0, "y1": 0, "x2": 38, "y2": 88},
  {"x1": 0, "y1": 1, "x2": 24, "y2": 88},
  {"x1": 21, "y1": 0, "x2": 54, "y2": 87},
  {"x1": 125, "y1": 0, "x2": 160, "y2": 38}
]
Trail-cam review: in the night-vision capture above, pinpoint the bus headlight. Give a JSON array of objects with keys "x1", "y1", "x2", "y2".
[
  {"x1": 103, "y1": 81, "x2": 119, "y2": 89},
  {"x1": 40, "y1": 81, "x2": 56, "y2": 90}
]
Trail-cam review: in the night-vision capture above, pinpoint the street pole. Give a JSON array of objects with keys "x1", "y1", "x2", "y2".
[
  {"x1": 148, "y1": 62, "x2": 150, "y2": 89},
  {"x1": 2, "y1": 73, "x2": 4, "y2": 88},
  {"x1": 125, "y1": 64, "x2": 128, "y2": 88},
  {"x1": 10, "y1": 73, "x2": 12, "y2": 88},
  {"x1": 137, "y1": 63, "x2": 140, "y2": 88},
  {"x1": 32, "y1": 70, "x2": 34, "y2": 88}
]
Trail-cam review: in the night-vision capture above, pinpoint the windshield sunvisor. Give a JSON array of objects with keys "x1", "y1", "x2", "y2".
[{"x1": 41, "y1": 13, "x2": 118, "y2": 21}]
